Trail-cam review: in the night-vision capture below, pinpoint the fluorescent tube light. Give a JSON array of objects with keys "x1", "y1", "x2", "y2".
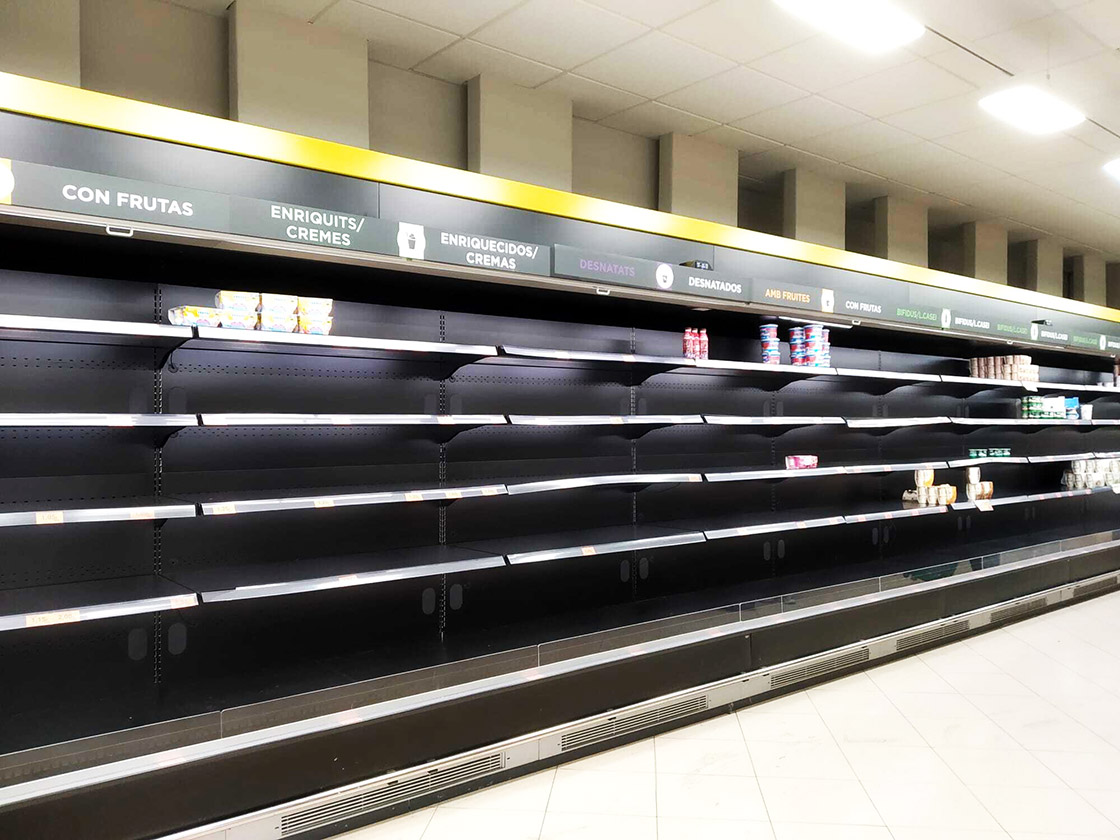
[
  {"x1": 978, "y1": 86, "x2": 1084, "y2": 135},
  {"x1": 1104, "y1": 158, "x2": 1120, "y2": 181},
  {"x1": 773, "y1": 0, "x2": 925, "y2": 54}
]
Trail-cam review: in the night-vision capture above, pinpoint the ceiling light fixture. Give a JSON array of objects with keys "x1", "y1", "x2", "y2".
[
  {"x1": 978, "y1": 85, "x2": 1084, "y2": 135},
  {"x1": 1104, "y1": 158, "x2": 1120, "y2": 181},
  {"x1": 772, "y1": 0, "x2": 925, "y2": 54}
]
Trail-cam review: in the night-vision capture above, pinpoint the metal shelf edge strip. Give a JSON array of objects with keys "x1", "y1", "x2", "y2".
[
  {"x1": 200, "y1": 485, "x2": 508, "y2": 515},
  {"x1": 506, "y1": 474, "x2": 703, "y2": 495},
  {"x1": 506, "y1": 532, "x2": 706, "y2": 565},
  {"x1": 199, "y1": 558, "x2": 506, "y2": 603},
  {"x1": 0, "y1": 592, "x2": 198, "y2": 633}
]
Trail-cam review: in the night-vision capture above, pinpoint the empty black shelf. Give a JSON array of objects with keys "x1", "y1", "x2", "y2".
[
  {"x1": 0, "y1": 413, "x2": 197, "y2": 428},
  {"x1": 195, "y1": 483, "x2": 508, "y2": 516},
  {"x1": 0, "y1": 497, "x2": 196, "y2": 529},
  {"x1": 465, "y1": 524, "x2": 706, "y2": 566},
  {"x1": 189, "y1": 327, "x2": 497, "y2": 372},
  {"x1": 170, "y1": 546, "x2": 506, "y2": 603},
  {"x1": 505, "y1": 472, "x2": 703, "y2": 496},
  {"x1": 0, "y1": 576, "x2": 197, "y2": 633},
  {"x1": 199, "y1": 413, "x2": 507, "y2": 428},
  {"x1": 0, "y1": 313, "x2": 191, "y2": 352},
  {"x1": 835, "y1": 367, "x2": 942, "y2": 394}
]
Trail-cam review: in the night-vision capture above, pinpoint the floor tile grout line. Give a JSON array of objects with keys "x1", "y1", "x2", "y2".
[
  {"x1": 732, "y1": 702, "x2": 777, "y2": 836},
  {"x1": 535, "y1": 766, "x2": 557, "y2": 840},
  {"x1": 879, "y1": 621, "x2": 1120, "y2": 835},
  {"x1": 800, "y1": 683, "x2": 894, "y2": 832},
  {"x1": 960, "y1": 620, "x2": 1120, "y2": 755},
  {"x1": 998, "y1": 611, "x2": 1120, "y2": 703},
  {"x1": 828, "y1": 640, "x2": 1023, "y2": 836},
  {"x1": 416, "y1": 804, "x2": 436, "y2": 839}
]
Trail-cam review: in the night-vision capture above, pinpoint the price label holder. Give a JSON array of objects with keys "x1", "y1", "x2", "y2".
[
  {"x1": 404, "y1": 492, "x2": 424, "y2": 502},
  {"x1": 211, "y1": 502, "x2": 237, "y2": 515},
  {"x1": 580, "y1": 546, "x2": 596, "y2": 556},
  {"x1": 25, "y1": 609, "x2": 81, "y2": 628},
  {"x1": 1022, "y1": 381, "x2": 1037, "y2": 392},
  {"x1": 975, "y1": 499, "x2": 995, "y2": 512},
  {"x1": 129, "y1": 509, "x2": 156, "y2": 521},
  {"x1": 35, "y1": 511, "x2": 65, "y2": 525},
  {"x1": 169, "y1": 595, "x2": 197, "y2": 609},
  {"x1": 313, "y1": 498, "x2": 335, "y2": 509}
]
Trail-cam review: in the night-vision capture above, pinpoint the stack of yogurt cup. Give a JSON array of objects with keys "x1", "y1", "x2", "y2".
[
  {"x1": 760, "y1": 323, "x2": 780, "y2": 364},
  {"x1": 790, "y1": 324, "x2": 831, "y2": 367}
]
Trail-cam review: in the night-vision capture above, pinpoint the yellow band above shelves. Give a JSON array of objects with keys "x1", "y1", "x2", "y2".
[{"x1": 1, "y1": 70, "x2": 1118, "y2": 324}]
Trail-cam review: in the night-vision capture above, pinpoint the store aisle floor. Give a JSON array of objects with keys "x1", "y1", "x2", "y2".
[{"x1": 334, "y1": 591, "x2": 1120, "y2": 840}]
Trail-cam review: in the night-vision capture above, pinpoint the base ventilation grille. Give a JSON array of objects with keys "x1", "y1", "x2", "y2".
[
  {"x1": 1073, "y1": 577, "x2": 1119, "y2": 599},
  {"x1": 770, "y1": 647, "x2": 869, "y2": 691},
  {"x1": 895, "y1": 620, "x2": 971, "y2": 653},
  {"x1": 279, "y1": 752, "x2": 503, "y2": 836},
  {"x1": 990, "y1": 596, "x2": 1049, "y2": 624},
  {"x1": 559, "y1": 695, "x2": 708, "y2": 753}
]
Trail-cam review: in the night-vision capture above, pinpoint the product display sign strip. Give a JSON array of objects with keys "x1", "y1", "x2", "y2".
[
  {"x1": 552, "y1": 245, "x2": 748, "y2": 302},
  {"x1": 0, "y1": 158, "x2": 551, "y2": 276},
  {"x1": 3, "y1": 153, "x2": 1119, "y2": 350}
]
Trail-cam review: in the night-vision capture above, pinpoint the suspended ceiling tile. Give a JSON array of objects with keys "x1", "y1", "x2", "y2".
[
  {"x1": 576, "y1": 31, "x2": 734, "y2": 99},
  {"x1": 739, "y1": 145, "x2": 885, "y2": 187},
  {"x1": 973, "y1": 13, "x2": 1104, "y2": 75},
  {"x1": 925, "y1": 46, "x2": 1014, "y2": 88},
  {"x1": 316, "y1": 1, "x2": 456, "y2": 67},
  {"x1": 1065, "y1": 0, "x2": 1120, "y2": 49},
  {"x1": 659, "y1": 66, "x2": 807, "y2": 124},
  {"x1": 903, "y1": 160, "x2": 1008, "y2": 195},
  {"x1": 902, "y1": 0, "x2": 1053, "y2": 42},
  {"x1": 662, "y1": 0, "x2": 816, "y2": 64},
  {"x1": 583, "y1": 0, "x2": 711, "y2": 28},
  {"x1": 846, "y1": 139, "x2": 973, "y2": 181},
  {"x1": 823, "y1": 59, "x2": 975, "y2": 119},
  {"x1": 795, "y1": 120, "x2": 917, "y2": 163},
  {"x1": 252, "y1": 0, "x2": 335, "y2": 19},
  {"x1": 1068, "y1": 121, "x2": 1120, "y2": 155},
  {"x1": 599, "y1": 101, "x2": 718, "y2": 137},
  {"x1": 733, "y1": 96, "x2": 867, "y2": 145},
  {"x1": 536, "y1": 74, "x2": 644, "y2": 121},
  {"x1": 846, "y1": 182, "x2": 931, "y2": 205},
  {"x1": 472, "y1": 0, "x2": 647, "y2": 71},
  {"x1": 165, "y1": 0, "x2": 233, "y2": 13},
  {"x1": 1020, "y1": 160, "x2": 1111, "y2": 191},
  {"x1": 880, "y1": 95, "x2": 990, "y2": 139},
  {"x1": 339, "y1": 0, "x2": 523, "y2": 35},
  {"x1": 906, "y1": 28, "x2": 953, "y2": 57},
  {"x1": 749, "y1": 35, "x2": 914, "y2": 95},
  {"x1": 695, "y1": 125, "x2": 782, "y2": 156},
  {"x1": 936, "y1": 123, "x2": 1037, "y2": 160},
  {"x1": 1029, "y1": 52, "x2": 1120, "y2": 101},
  {"x1": 414, "y1": 40, "x2": 562, "y2": 86}
]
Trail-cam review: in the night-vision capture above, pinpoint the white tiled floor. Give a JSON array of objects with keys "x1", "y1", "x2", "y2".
[{"x1": 332, "y1": 591, "x2": 1120, "y2": 840}]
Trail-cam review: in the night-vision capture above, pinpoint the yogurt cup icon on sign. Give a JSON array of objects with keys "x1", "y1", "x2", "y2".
[
  {"x1": 821, "y1": 288, "x2": 835, "y2": 314},
  {"x1": 397, "y1": 223, "x2": 426, "y2": 260},
  {"x1": 1030, "y1": 322, "x2": 1040, "y2": 341},
  {"x1": 941, "y1": 308, "x2": 952, "y2": 329},
  {"x1": 1101, "y1": 334, "x2": 1108, "y2": 351},
  {"x1": 655, "y1": 263, "x2": 675, "y2": 290}
]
